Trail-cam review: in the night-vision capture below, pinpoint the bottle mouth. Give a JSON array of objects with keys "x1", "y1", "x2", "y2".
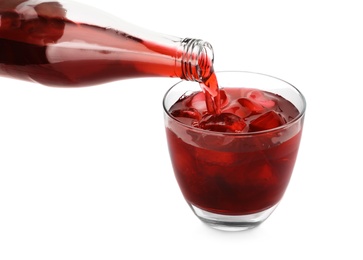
[{"x1": 180, "y1": 38, "x2": 214, "y2": 82}]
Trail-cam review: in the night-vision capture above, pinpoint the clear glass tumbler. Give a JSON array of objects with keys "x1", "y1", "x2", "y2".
[{"x1": 163, "y1": 71, "x2": 306, "y2": 231}]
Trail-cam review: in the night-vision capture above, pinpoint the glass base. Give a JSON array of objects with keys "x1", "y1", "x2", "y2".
[{"x1": 188, "y1": 203, "x2": 278, "y2": 231}]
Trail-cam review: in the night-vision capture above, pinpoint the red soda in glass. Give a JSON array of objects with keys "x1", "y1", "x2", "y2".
[{"x1": 163, "y1": 71, "x2": 305, "y2": 231}]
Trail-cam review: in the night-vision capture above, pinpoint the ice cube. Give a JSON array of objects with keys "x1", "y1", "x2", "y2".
[
  {"x1": 199, "y1": 113, "x2": 247, "y2": 133},
  {"x1": 249, "y1": 111, "x2": 284, "y2": 132},
  {"x1": 247, "y1": 89, "x2": 275, "y2": 108},
  {"x1": 186, "y1": 90, "x2": 229, "y2": 114},
  {"x1": 170, "y1": 108, "x2": 201, "y2": 125},
  {"x1": 238, "y1": 98, "x2": 265, "y2": 114},
  {"x1": 223, "y1": 103, "x2": 251, "y2": 118},
  {"x1": 187, "y1": 92, "x2": 207, "y2": 112}
]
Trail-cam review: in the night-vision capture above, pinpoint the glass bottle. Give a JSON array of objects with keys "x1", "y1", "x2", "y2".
[{"x1": 0, "y1": 0, "x2": 215, "y2": 87}]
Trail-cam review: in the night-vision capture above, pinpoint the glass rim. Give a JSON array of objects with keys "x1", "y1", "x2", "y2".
[{"x1": 163, "y1": 70, "x2": 306, "y2": 136}]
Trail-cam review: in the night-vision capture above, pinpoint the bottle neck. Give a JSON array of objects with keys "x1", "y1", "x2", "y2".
[{"x1": 179, "y1": 38, "x2": 214, "y2": 82}]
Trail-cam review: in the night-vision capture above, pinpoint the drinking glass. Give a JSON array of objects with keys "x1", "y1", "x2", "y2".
[{"x1": 163, "y1": 71, "x2": 306, "y2": 231}]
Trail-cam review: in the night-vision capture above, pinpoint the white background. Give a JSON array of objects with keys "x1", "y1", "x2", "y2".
[{"x1": 1, "y1": 0, "x2": 362, "y2": 259}]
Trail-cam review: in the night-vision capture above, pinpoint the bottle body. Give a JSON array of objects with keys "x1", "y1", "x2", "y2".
[{"x1": 0, "y1": 0, "x2": 214, "y2": 86}]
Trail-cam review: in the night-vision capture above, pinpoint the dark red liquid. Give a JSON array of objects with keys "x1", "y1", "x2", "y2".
[{"x1": 166, "y1": 87, "x2": 302, "y2": 215}]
